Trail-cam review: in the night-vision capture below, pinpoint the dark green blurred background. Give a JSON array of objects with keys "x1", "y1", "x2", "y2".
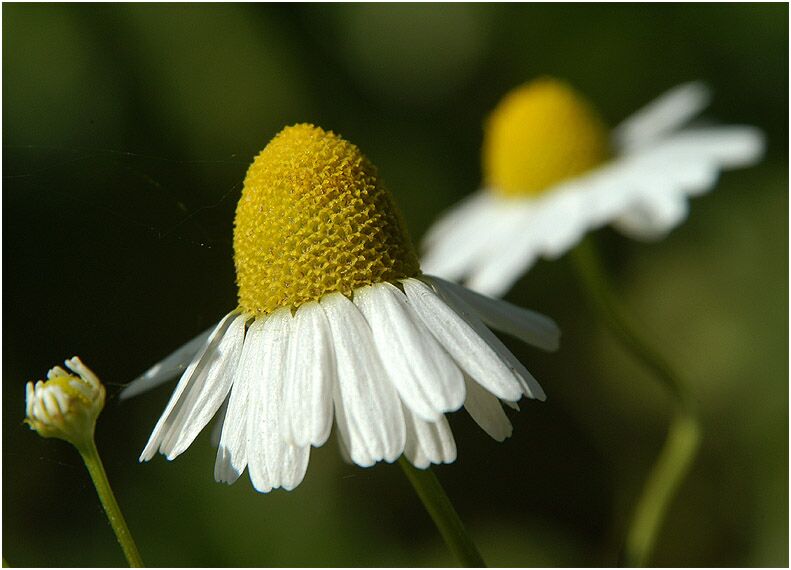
[{"x1": 4, "y1": 3, "x2": 788, "y2": 567}]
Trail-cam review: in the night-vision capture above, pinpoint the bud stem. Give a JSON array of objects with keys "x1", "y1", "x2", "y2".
[
  {"x1": 570, "y1": 237, "x2": 701, "y2": 567},
  {"x1": 398, "y1": 458, "x2": 486, "y2": 567},
  {"x1": 78, "y1": 439, "x2": 144, "y2": 567}
]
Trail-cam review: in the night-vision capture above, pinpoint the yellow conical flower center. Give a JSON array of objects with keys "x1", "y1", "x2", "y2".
[
  {"x1": 234, "y1": 123, "x2": 420, "y2": 316},
  {"x1": 483, "y1": 78, "x2": 611, "y2": 197}
]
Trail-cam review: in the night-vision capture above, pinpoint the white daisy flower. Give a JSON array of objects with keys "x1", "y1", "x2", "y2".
[
  {"x1": 421, "y1": 78, "x2": 766, "y2": 297},
  {"x1": 127, "y1": 124, "x2": 560, "y2": 493}
]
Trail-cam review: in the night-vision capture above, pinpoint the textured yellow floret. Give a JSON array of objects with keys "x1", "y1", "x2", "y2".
[
  {"x1": 483, "y1": 77, "x2": 611, "y2": 197},
  {"x1": 234, "y1": 124, "x2": 420, "y2": 316}
]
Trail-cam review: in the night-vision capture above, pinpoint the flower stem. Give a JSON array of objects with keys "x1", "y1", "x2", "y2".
[
  {"x1": 570, "y1": 238, "x2": 701, "y2": 567},
  {"x1": 398, "y1": 458, "x2": 486, "y2": 567},
  {"x1": 77, "y1": 438, "x2": 144, "y2": 567}
]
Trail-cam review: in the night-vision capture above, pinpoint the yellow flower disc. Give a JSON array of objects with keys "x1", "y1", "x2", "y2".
[
  {"x1": 234, "y1": 123, "x2": 420, "y2": 316},
  {"x1": 483, "y1": 77, "x2": 611, "y2": 197}
]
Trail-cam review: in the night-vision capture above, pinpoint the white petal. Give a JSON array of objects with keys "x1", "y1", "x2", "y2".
[
  {"x1": 420, "y1": 194, "x2": 507, "y2": 282},
  {"x1": 247, "y1": 309, "x2": 310, "y2": 493},
  {"x1": 284, "y1": 301, "x2": 336, "y2": 447},
  {"x1": 214, "y1": 321, "x2": 266, "y2": 484},
  {"x1": 403, "y1": 406, "x2": 457, "y2": 469},
  {"x1": 656, "y1": 126, "x2": 766, "y2": 169},
  {"x1": 158, "y1": 314, "x2": 247, "y2": 460},
  {"x1": 529, "y1": 187, "x2": 589, "y2": 259},
  {"x1": 401, "y1": 278, "x2": 526, "y2": 402},
  {"x1": 121, "y1": 325, "x2": 214, "y2": 400},
  {"x1": 25, "y1": 383, "x2": 34, "y2": 418},
  {"x1": 354, "y1": 283, "x2": 465, "y2": 422},
  {"x1": 427, "y1": 275, "x2": 560, "y2": 352},
  {"x1": 462, "y1": 227, "x2": 541, "y2": 297},
  {"x1": 140, "y1": 311, "x2": 241, "y2": 462},
  {"x1": 333, "y1": 382, "x2": 368, "y2": 466},
  {"x1": 321, "y1": 292, "x2": 406, "y2": 467},
  {"x1": 210, "y1": 396, "x2": 229, "y2": 448},
  {"x1": 463, "y1": 189, "x2": 588, "y2": 296},
  {"x1": 463, "y1": 376, "x2": 513, "y2": 442},
  {"x1": 613, "y1": 190, "x2": 690, "y2": 240},
  {"x1": 42, "y1": 388, "x2": 62, "y2": 418},
  {"x1": 421, "y1": 191, "x2": 491, "y2": 248},
  {"x1": 336, "y1": 428, "x2": 354, "y2": 465},
  {"x1": 421, "y1": 277, "x2": 546, "y2": 401},
  {"x1": 47, "y1": 366, "x2": 68, "y2": 380},
  {"x1": 613, "y1": 81, "x2": 711, "y2": 152}
]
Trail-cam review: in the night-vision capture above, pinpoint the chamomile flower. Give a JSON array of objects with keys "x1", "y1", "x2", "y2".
[
  {"x1": 421, "y1": 78, "x2": 765, "y2": 296},
  {"x1": 131, "y1": 124, "x2": 559, "y2": 493},
  {"x1": 26, "y1": 357, "x2": 105, "y2": 447}
]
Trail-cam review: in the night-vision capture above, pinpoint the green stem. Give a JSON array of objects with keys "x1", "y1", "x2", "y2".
[
  {"x1": 399, "y1": 458, "x2": 486, "y2": 567},
  {"x1": 570, "y1": 238, "x2": 701, "y2": 567},
  {"x1": 78, "y1": 438, "x2": 144, "y2": 567}
]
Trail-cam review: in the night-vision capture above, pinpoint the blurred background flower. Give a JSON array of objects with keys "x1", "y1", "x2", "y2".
[{"x1": 4, "y1": 4, "x2": 787, "y2": 567}]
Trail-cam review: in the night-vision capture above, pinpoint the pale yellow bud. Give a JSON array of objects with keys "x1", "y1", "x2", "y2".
[{"x1": 25, "y1": 357, "x2": 106, "y2": 448}]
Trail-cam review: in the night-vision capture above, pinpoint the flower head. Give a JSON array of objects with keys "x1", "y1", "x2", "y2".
[
  {"x1": 234, "y1": 123, "x2": 419, "y2": 315},
  {"x1": 26, "y1": 357, "x2": 105, "y2": 447},
  {"x1": 483, "y1": 77, "x2": 610, "y2": 197},
  {"x1": 133, "y1": 124, "x2": 559, "y2": 493},
  {"x1": 422, "y1": 79, "x2": 765, "y2": 296}
]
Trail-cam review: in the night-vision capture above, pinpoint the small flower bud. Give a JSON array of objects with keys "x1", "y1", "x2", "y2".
[{"x1": 25, "y1": 357, "x2": 106, "y2": 448}]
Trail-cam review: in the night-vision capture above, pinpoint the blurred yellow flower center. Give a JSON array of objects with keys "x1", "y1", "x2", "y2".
[
  {"x1": 234, "y1": 123, "x2": 420, "y2": 316},
  {"x1": 483, "y1": 78, "x2": 611, "y2": 197}
]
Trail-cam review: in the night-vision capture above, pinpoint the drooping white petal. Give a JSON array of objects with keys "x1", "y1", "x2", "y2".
[
  {"x1": 332, "y1": 381, "x2": 368, "y2": 466},
  {"x1": 284, "y1": 301, "x2": 336, "y2": 447},
  {"x1": 463, "y1": 375, "x2": 513, "y2": 442},
  {"x1": 528, "y1": 186, "x2": 590, "y2": 259},
  {"x1": 425, "y1": 277, "x2": 546, "y2": 401},
  {"x1": 421, "y1": 191, "x2": 491, "y2": 249},
  {"x1": 158, "y1": 314, "x2": 247, "y2": 460},
  {"x1": 121, "y1": 325, "x2": 214, "y2": 400},
  {"x1": 503, "y1": 400, "x2": 520, "y2": 411},
  {"x1": 210, "y1": 396, "x2": 229, "y2": 448},
  {"x1": 420, "y1": 194, "x2": 510, "y2": 282},
  {"x1": 462, "y1": 227, "x2": 542, "y2": 297},
  {"x1": 462, "y1": 187, "x2": 588, "y2": 296},
  {"x1": 354, "y1": 282, "x2": 465, "y2": 422},
  {"x1": 140, "y1": 311, "x2": 242, "y2": 462},
  {"x1": 321, "y1": 292, "x2": 406, "y2": 467},
  {"x1": 247, "y1": 309, "x2": 310, "y2": 493},
  {"x1": 613, "y1": 189, "x2": 690, "y2": 240},
  {"x1": 401, "y1": 278, "x2": 526, "y2": 402},
  {"x1": 655, "y1": 126, "x2": 766, "y2": 170},
  {"x1": 613, "y1": 82, "x2": 711, "y2": 153},
  {"x1": 426, "y1": 275, "x2": 560, "y2": 352},
  {"x1": 403, "y1": 406, "x2": 457, "y2": 469},
  {"x1": 214, "y1": 320, "x2": 266, "y2": 484}
]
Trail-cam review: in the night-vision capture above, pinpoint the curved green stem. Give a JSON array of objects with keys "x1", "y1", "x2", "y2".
[
  {"x1": 399, "y1": 458, "x2": 486, "y2": 567},
  {"x1": 570, "y1": 238, "x2": 701, "y2": 567},
  {"x1": 77, "y1": 438, "x2": 144, "y2": 567}
]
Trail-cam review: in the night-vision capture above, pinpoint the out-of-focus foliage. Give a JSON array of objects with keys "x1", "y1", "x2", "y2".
[{"x1": 4, "y1": 4, "x2": 787, "y2": 567}]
